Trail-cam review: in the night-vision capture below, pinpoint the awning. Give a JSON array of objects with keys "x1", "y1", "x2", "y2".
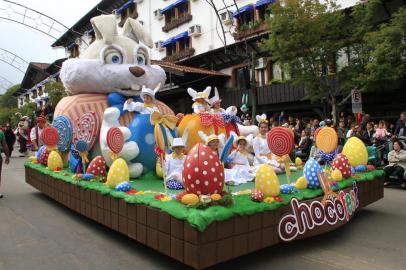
[
  {"x1": 233, "y1": 5, "x2": 254, "y2": 18},
  {"x1": 161, "y1": 38, "x2": 173, "y2": 47},
  {"x1": 116, "y1": 0, "x2": 134, "y2": 14},
  {"x1": 255, "y1": 0, "x2": 274, "y2": 8},
  {"x1": 161, "y1": 31, "x2": 189, "y2": 47},
  {"x1": 161, "y1": 0, "x2": 188, "y2": 14}
]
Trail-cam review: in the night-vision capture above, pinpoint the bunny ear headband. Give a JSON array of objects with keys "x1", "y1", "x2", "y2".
[{"x1": 256, "y1": 113, "x2": 268, "y2": 125}]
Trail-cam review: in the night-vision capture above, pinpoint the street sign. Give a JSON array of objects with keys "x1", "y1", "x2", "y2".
[{"x1": 351, "y1": 89, "x2": 362, "y2": 113}]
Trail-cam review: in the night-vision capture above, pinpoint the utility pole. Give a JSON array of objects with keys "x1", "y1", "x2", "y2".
[{"x1": 251, "y1": 51, "x2": 257, "y2": 123}]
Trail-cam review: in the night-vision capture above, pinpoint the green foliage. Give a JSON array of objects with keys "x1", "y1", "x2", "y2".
[
  {"x1": 0, "y1": 84, "x2": 19, "y2": 108},
  {"x1": 45, "y1": 81, "x2": 67, "y2": 109}
]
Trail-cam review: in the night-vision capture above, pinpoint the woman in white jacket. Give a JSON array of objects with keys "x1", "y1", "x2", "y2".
[{"x1": 384, "y1": 139, "x2": 406, "y2": 188}]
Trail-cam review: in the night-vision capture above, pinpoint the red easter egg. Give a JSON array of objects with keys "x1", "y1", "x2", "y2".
[
  {"x1": 367, "y1": 165, "x2": 376, "y2": 171},
  {"x1": 332, "y1": 153, "x2": 351, "y2": 179},
  {"x1": 39, "y1": 150, "x2": 50, "y2": 165},
  {"x1": 86, "y1": 155, "x2": 107, "y2": 177},
  {"x1": 106, "y1": 127, "x2": 124, "y2": 154},
  {"x1": 41, "y1": 127, "x2": 60, "y2": 146},
  {"x1": 251, "y1": 189, "x2": 264, "y2": 202},
  {"x1": 266, "y1": 127, "x2": 295, "y2": 156},
  {"x1": 182, "y1": 144, "x2": 224, "y2": 195}
]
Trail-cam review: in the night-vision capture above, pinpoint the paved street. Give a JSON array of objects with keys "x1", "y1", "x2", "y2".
[{"x1": 0, "y1": 156, "x2": 405, "y2": 270}]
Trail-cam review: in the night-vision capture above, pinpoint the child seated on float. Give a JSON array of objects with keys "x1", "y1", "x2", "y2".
[
  {"x1": 164, "y1": 137, "x2": 186, "y2": 189},
  {"x1": 209, "y1": 88, "x2": 225, "y2": 114},
  {"x1": 252, "y1": 114, "x2": 284, "y2": 173},
  {"x1": 224, "y1": 136, "x2": 256, "y2": 185},
  {"x1": 198, "y1": 131, "x2": 225, "y2": 156},
  {"x1": 187, "y1": 87, "x2": 211, "y2": 114},
  {"x1": 124, "y1": 84, "x2": 160, "y2": 114}
]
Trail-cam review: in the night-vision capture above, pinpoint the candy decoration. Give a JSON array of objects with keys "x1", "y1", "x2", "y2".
[
  {"x1": 106, "y1": 127, "x2": 124, "y2": 155},
  {"x1": 294, "y1": 176, "x2": 308, "y2": 189},
  {"x1": 316, "y1": 127, "x2": 338, "y2": 153},
  {"x1": 106, "y1": 158, "x2": 129, "y2": 188},
  {"x1": 355, "y1": 165, "x2": 367, "y2": 172},
  {"x1": 86, "y1": 155, "x2": 107, "y2": 177},
  {"x1": 266, "y1": 127, "x2": 295, "y2": 157},
  {"x1": 332, "y1": 153, "x2": 351, "y2": 178},
  {"x1": 255, "y1": 164, "x2": 280, "y2": 197},
  {"x1": 166, "y1": 180, "x2": 184, "y2": 190},
  {"x1": 280, "y1": 184, "x2": 295, "y2": 194},
  {"x1": 367, "y1": 165, "x2": 376, "y2": 171},
  {"x1": 251, "y1": 189, "x2": 264, "y2": 202},
  {"x1": 47, "y1": 151, "x2": 63, "y2": 171},
  {"x1": 210, "y1": 194, "x2": 222, "y2": 201},
  {"x1": 303, "y1": 158, "x2": 323, "y2": 189},
  {"x1": 36, "y1": 145, "x2": 46, "y2": 161},
  {"x1": 320, "y1": 151, "x2": 336, "y2": 164},
  {"x1": 39, "y1": 150, "x2": 50, "y2": 165},
  {"x1": 82, "y1": 173, "x2": 95, "y2": 181},
  {"x1": 41, "y1": 127, "x2": 60, "y2": 147},
  {"x1": 220, "y1": 134, "x2": 234, "y2": 163},
  {"x1": 74, "y1": 111, "x2": 100, "y2": 150},
  {"x1": 342, "y1": 137, "x2": 368, "y2": 167},
  {"x1": 182, "y1": 144, "x2": 225, "y2": 195},
  {"x1": 176, "y1": 191, "x2": 188, "y2": 202},
  {"x1": 181, "y1": 193, "x2": 199, "y2": 205},
  {"x1": 69, "y1": 149, "x2": 82, "y2": 173},
  {"x1": 115, "y1": 182, "x2": 132, "y2": 192},
  {"x1": 75, "y1": 140, "x2": 88, "y2": 152},
  {"x1": 331, "y1": 169, "x2": 343, "y2": 181},
  {"x1": 314, "y1": 127, "x2": 321, "y2": 139},
  {"x1": 52, "y1": 115, "x2": 73, "y2": 152}
]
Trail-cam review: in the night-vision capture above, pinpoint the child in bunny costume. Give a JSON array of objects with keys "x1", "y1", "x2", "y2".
[
  {"x1": 187, "y1": 87, "x2": 211, "y2": 114},
  {"x1": 124, "y1": 83, "x2": 161, "y2": 114}
]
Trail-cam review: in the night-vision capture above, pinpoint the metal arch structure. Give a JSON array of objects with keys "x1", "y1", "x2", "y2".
[
  {"x1": 0, "y1": 0, "x2": 86, "y2": 45},
  {"x1": 0, "y1": 74, "x2": 14, "y2": 92},
  {"x1": 0, "y1": 47, "x2": 29, "y2": 73}
]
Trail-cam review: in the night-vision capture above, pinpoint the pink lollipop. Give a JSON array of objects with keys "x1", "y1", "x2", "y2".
[
  {"x1": 106, "y1": 127, "x2": 124, "y2": 154},
  {"x1": 266, "y1": 127, "x2": 295, "y2": 156},
  {"x1": 74, "y1": 111, "x2": 100, "y2": 150}
]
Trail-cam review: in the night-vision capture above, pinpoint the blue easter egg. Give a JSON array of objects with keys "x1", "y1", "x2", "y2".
[
  {"x1": 303, "y1": 158, "x2": 323, "y2": 189},
  {"x1": 82, "y1": 173, "x2": 95, "y2": 181},
  {"x1": 166, "y1": 180, "x2": 184, "y2": 190},
  {"x1": 280, "y1": 184, "x2": 295, "y2": 194},
  {"x1": 128, "y1": 114, "x2": 156, "y2": 173},
  {"x1": 115, "y1": 181, "x2": 132, "y2": 192},
  {"x1": 351, "y1": 167, "x2": 356, "y2": 174},
  {"x1": 355, "y1": 165, "x2": 367, "y2": 172},
  {"x1": 36, "y1": 145, "x2": 46, "y2": 161}
]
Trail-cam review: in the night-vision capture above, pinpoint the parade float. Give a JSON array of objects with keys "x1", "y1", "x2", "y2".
[{"x1": 25, "y1": 14, "x2": 384, "y2": 269}]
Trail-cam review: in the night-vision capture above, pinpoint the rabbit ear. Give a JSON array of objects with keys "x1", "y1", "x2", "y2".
[
  {"x1": 214, "y1": 87, "x2": 219, "y2": 98},
  {"x1": 182, "y1": 128, "x2": 189, "y2": 146},
  {"x1": 142, "y1": 85, "x2": 147, "y2": 92},
  {"x1": 218, "y1": 134, "x2": 226, "y2": 145},
  {"x1": 261, "y1": 113, "x2": 267, "y2": 120},
  {"x1": 165, "y1": 128, "x2": 174, "y2": 145},
  {"x1": 154, "y1": 82, "x2": 161, "y2": 94},
  {"x1": 256, "y1": 115, "x2": 262, "y2": 123},
  {"x1": 198, "y1": 131, "x2": 208, "y2": 143},
  {"x1": 187, "y1": 88, "x2": 197, "y2": 98},
  {"x1": 203, "y1": 86, "x2": 212, "y2": 96}
]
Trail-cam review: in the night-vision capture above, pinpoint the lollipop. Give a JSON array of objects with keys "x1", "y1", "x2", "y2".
[
  {"x1": 52, "y1": 115, "x2": 73, "y2": 152},
  {"x1": 316, "y1": 127, "x2": 338, "y2": 153},
  {"x1": 75, "y1": 139, "x2": 89, "y2": 172},
  {"x1": 107, "y1": 127, "x2": 124, "y2": 159},
  {"x1": 314, "y1": 127, "x2": 321, "y2": 139},
  {"x1": 41, "y1": 127, "x2": 60, "y2": 149},
  {"x1": 74, "y1": 111, "x2": 100, "y2": 151}
]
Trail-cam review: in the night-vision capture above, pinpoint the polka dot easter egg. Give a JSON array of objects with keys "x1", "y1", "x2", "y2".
[
  {"x1": 303, "y1": 158, "x2": 323, "y2": 189},
  {"x1": 332, "y1": 153, "x2": 351, "y2": 179},
  {"x1": 182, "y1": 144, "x2": 225, "y2": 195},
  {"x1": 166, "y1": 180, "x2": 184, "y2": 190},
  {"x1": 39, "y1": 150, "x2": 50, "y2": 166},
  {"x1": 86, "y1": 155, "x2": 107, "y2": 177},
  {"x1": 294, "y1": 176, "x2": 308, "y2": 190},
  {"x1": 280, "y1": 184, "x2": 295, "y2": 194},
  {"x1": 47, "y1": 151, "x2": 63, "y2": 171},
  {"x1": 115, "y1": 182, "x2": 132, "y2": 192},
  {"x1": 342, "y1": 137, "x2": 368, "y2": 167},
  {"x1": 255, "y1": 164, "x2": 280, "y2": 197},
  {"x1": 106, "y1": 158, "x2": 130, "y2": 188},
  {"x1": 251, "y1": 189, "x2": 264, "y2": 202}
]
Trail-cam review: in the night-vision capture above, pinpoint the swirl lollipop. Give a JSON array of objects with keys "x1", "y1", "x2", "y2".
[
  {"x1": 316, "y1": 127, "x2": 338, "y2": 153},
  {"x1": 107, "y1": 127, "x2": 124, "y2": 160},
  {"x1": 52, "y1": 115, "x2": 73, "y2": 152},
  {"x1": 267, "y1": 127, "x2": 295, "y2": 183},
  {"x1": 74, "y1": 111, "x2": 100, "y2": 151},
  {"x1": 41, "y1": 127, "x2": 60, "y2": 151}
]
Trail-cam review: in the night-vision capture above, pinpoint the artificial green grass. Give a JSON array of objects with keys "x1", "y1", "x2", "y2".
[{"x1": 25, "y1": 161, "x2": 384, "y2": 232}]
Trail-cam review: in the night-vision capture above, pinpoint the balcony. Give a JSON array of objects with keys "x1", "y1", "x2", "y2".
[
  {"x1": 163, "y1": 48, "x2": 195, "y2": 62},
  {"x1": 162, "y1": 14, "x2": 193, "y2": 32},
  {"x1": 233, "y1": 21, "x2": 269, "y2": 41}
]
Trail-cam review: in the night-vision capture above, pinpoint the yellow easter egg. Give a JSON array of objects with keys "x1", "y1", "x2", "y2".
[
  {"x1": 156, "y1": 159, "x2": 163, "y2": 178},
  {"x1": 294, "y1": 176, "x2": 308, "y2": 189},
  {"x1": 47, "y1": 151, "x2": 63, "y2": 171},
  {"x1": 181, "y1": 193, "x2": 199, "y2": 205},
  {"x1": 106, "y1": 158, "x2": 129, "y2": 188},
  {"x1": 295, "y1": 157, "x2": 303, "y2": 166},
  {"x1": 342, "y1": 137, "x2": 368, "y2": 167},
  {"x1": 331, "y1": 168, "x2": 343, "y2": 181},
  {"x1": 29, "y1": 156, "x2": 37, "y2": 161},
  {"x1": 255, "y1": 164, "x2": 280, "y2": 197},
  {"x1": 210, "y1": 194, "x2": 222, "y2": 201},
  {"x1": 178, "y1": 114, "x2": 226, "y2": 152}
]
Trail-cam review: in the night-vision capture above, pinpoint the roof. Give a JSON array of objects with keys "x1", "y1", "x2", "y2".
[
  {"x1": 52, "y1": 0, "x2": 129, "y2": 48},
  {"x1": 46, "y1": 58, "x2": 67, "y2": 75},
  {"x1": 12, "y1": 62, "x2": 50, "y2": 97},
  {"x1": 151, "y1": 60, "x2": 229, "y2": 77}
]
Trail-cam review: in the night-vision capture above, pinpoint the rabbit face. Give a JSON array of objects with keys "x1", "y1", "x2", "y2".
[{"x1": 60, "y1": 15, "x2": 166, "y2": 96}]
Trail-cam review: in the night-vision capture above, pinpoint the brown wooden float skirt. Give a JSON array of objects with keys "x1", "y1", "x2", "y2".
[{"x1": 25, "y1": 166, "x2": 384, "y2": 269}]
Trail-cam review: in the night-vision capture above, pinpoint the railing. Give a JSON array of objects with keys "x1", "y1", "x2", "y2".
[
  {"x1": 163, "y1": 48, "x2": 195, "y2": 62},
  {"x1": 162, "y1": 14, "x2": 193, "y2": 32},
  {"x1": 233, "y1": 21, "x2": 269, "y2": 41}
]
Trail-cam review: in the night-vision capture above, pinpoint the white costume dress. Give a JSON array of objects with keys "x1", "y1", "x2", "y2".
[
  {"x1": 164, "y1": 153, "x2": 185, "y2": 182},
  {"x1": 124, "y1": 102, "x2": 159, "y2": 114},
  {"x1": 252, "y1": 135, "x2": 282, "y2": 169},
  {"x1": 192, "y1": 102, "x2": 210, "y2": 114},
  {"x1": 210, "y1": 108, "x2": 225, "y2": 114},
  {"x1": 224, "y1": 150, "x2": 256, "y2": 185}
]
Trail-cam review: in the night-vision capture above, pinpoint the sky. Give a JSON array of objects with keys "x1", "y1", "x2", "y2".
[{"x1": 0, "y1": 0, "x2": 357, "y2": 94}]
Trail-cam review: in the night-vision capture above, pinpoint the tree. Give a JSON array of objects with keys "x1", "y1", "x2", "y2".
[
  {"x1": 0, "y1": 84, "x2": 19, "y2": 108},
  {"x1": 44, "y1": 81, "x2": 67, "y2": 109}
]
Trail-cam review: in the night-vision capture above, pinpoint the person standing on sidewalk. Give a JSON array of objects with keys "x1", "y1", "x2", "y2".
[
  {"x1": 0, "y1": 129, "x2": 11, "y2": 198},
  {"x1": 4, "y1": 123, "x2": 16, "y2": 157}
]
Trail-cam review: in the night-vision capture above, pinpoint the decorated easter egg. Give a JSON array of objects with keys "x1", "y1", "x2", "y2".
[
  {"x1": 331, "y1": 168, "x2": 343, "y2": 181},
  {"x1": 316, "y1": 127, "x2": 338, "y2": 153},
  {"x1": 280, "y1": 184, "x2": 295, "y2": 194},
  {"x1": 182, "y1": 144, "x2": 224, "y2": 195},
  {"x1": 128, "y1": 114, "x2": 156, "y2": 172},
  {"x1": 39, "y1": 150, "x2": 50, "y2": 165},
  {"x1": 251, "y1": 189, "x2": 264, "y2": 202},
  {"x1": 178, "y1": 114, "x2": 226, "y2": 152},
  {"x1": 106, "y1": 158, "x2": 129, "y2": 188},
  {"x1": 86, "y1": 155, "x2": 107, "y2": 177},
  {"x1": 355, "y1": 165, "x2": 367, "y2": 172},
  {"x1": 36, "y1": 145, "x2": 46, "y2": 161},
  {"x1": 295, "y1": 157, "x2": 303, "y2": 166},
  {"x1": 47, "y1": 151, "x2": 63, "y2": 171},
  {"x1": 176, "y1": 191, "x2": 187, "y2": 202},
  {"x1": 115, "y1": 182, "x2": 132, "y2": 192},
  {"x1": 332, "y1": 153, "x2": 351, "y2": 178},
  {"x1": 52, "y1": 115, "x2": 73, "y2": 152},
  {"x1": 303, "y1": 158, "x2": 323, "y2": 189},
  {"x1": 294, "y1": 176, "x2": 308, "y2": 189},
  {"x1": 210, "y1": 194, "x2": 222, "y2": 201},
  {"x1": 367, "y1": 165, "x2": 376, "y2": 171},
  {"x1": 166, "y1": 180, "x2": 184, "y2": 190},
  {"x1": 255, "y1": 164, "x2": 280, "y2": 197},
  {"x1": 181, "y1": 193, "x2": 199, "y2": 205},
  {"x1": 342, "y1": 137, "x2": 368, "y2": 167},
  {"x1": 320, "y1": 151, "x2": 336, "y2": 164}
]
